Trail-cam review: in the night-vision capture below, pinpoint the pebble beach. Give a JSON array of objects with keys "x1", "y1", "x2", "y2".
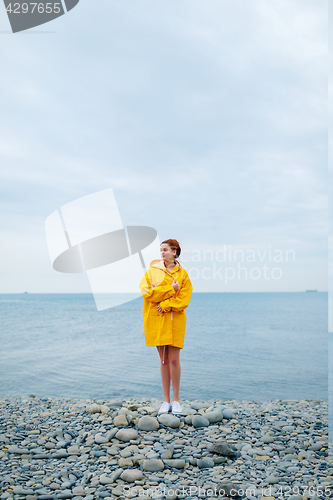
[{"x1": 0, "y1": 397, "x2": 329, "y2": 500}]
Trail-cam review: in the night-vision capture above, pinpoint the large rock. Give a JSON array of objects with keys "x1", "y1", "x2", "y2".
[
  {"x1": 86, "y1": 403, "x2": 100, "y2": 413},
  {"x1": 115, "y1": 428, "x2": 138, "y2": 442},
  {"x1": 157, "y1": 414, "x2": 180, "y2": 428},
  {"x1": 260, "y1": 435, "x2": 274, "y2": 444},
  {"x1": 204, "y1": 410, "x2": 223, "y2": 423},
  {"x1": 72, "y1": 485, "x2": 85, "y2": 496},
  {"x1": 161, "y1": 444, "x2": 174, "y2": 459},
  {"x1": 208, "y1": 441, "x2": 239, "y2": 458},
  {"x1": 192, "y1": 415, "x2": 210, "y2": 428},
  {"x1": 197, "y1": 458, "x2": 215, "y2": 468},
  {"x1": 106, "y1": 428, "x2": 119, "y2": 441},
  {"x1": 185, "y1": 415, "x2": 193, "y2": 424},
  {"x1": 266, "y1": 475, "x2": 279, "y2": 484},
  {"x1": 191, "y1": 402, "x2": 210, "y2": 410},
  {"x1": 52, "y1": 450, "x2": 68, "y2": 458},
  {"x1": 94, "y1": 434, "x2": 108, "y2": 444},
  {"x1": 8, "y1": 446, "x2": 30, "y2": 454},
  {"x1": 142, "y1": 459, "x2": 164, "y2": 471},
  {"x1": 114, "y1": 415, "x2": 128, "y2": 426},
  {"x1": 99, "y1": 474, "x2": 114, "y2": 484},
  {"x1": 12, "y1": 487, "x2": 34, "y2": 495},
  {"x1": 163, "y1": 459, "x2": 185, "y2": 469},
  {"x1": 138, "y1": 415, "x2": 159, "y2": 431},
  {"x1": 120, "y1": 469, "x2": 143, "y2": 482},
  {"x1": 109, "y1": 469, "x2": 124, "y2": 482},
  {"x1": 67, "y1": 445, "x2": 80, "y2": 455},
  {"x1": 222, "y1": 408, "x2": 235, "y2": 419},
  {"x1": 109, "y1": 399, "x2": 123, "y2": 407},
  {"x1": 100, "y1": 404, "x2": 110, "y2": 413},
  {"x1": 119, "y1": 457, "x2": 133, "y2": 467}
]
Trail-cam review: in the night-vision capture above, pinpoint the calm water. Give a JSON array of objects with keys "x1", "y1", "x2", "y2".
[{"x1": 0, "y1": 293, "x2": 327, "y2": 401}]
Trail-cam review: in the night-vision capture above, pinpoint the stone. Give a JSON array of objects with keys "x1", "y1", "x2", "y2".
[
  {"x1": 109, "y1": 399, "x2": 123, "y2": 407},
  {"x1": 216, "y1": 482, "x2": 244, "y2": 497},
  {"x1": 191, "y1": 402, "x2": 210, "y2": 410},
  {"x1": 204, "y1": 410, "x2": 223, "y2": 423},
  {"x1": 222, "y1": 408, "x2": 235, "y2": 419},
  {"x1": 192, "y1": 415, "x2": 210, "y2": 427},
  {"x1": 163, "y1": 459, "x2": 186, "y2": 468},
  {"x1": 309, "y1": 443, "x2": 323, "y2": 451},
  {"x1": 86, "y1": 403, "x2": 100, "y2": 413},
  {"x1": 185, "y1": 415, "x2": 193, "y2": 424},
  {"x1": 72, "y1": 485, "x2": 85, "y2": 495},
  {"x1": 67, "y1": 445, "x2": 80, "y2": 454},
  {"x1": 99, "y1": 474, "x2": 113, "y2": 485},
  {"x1": 114, "y1": 414, "x2": 128, "y2": 426},
  {"x1": 266, "y1": 475, "x2": 279, "y2": 484},
  {"x1": 115, "y1": 428, "x2": 138, "y2": 441},
  {"x1": 109, "y1": 469, "x2": 124, "y2": 482},
  {"x1": 142, "y1": 458, "x2": 164, "y2": 471},
  {"x1": 197, "y1": 458, "x2": 215, "y2": 468},
  {"x1": 161, "y1": 444, "x2": 174, "y2": 459},
  {"x1": 100, "y1": 404, "x2": 110, "y2": 413},
  {"x1": 157, "y1": 414, "x2": 180, "y2": 428},
  {"x1": 8, "y1": 445, "x2": 29, "y2": 454},
  {"x1": 45, "y1": 442, "x2": 55, "y2": 449},
  {"x1": 12, "y1": 486, "x2": 34, "y2": 495},
  {"x1": 209, "y1": 441, "x2": 239, "y2": 458},
  {"x1": 261, "y1": 435, "x2": 274, "y2": 444},
  {"x1": 94, "y1": 434, "x2": 109, "y2": 444},
  {"x1": 119, "y1": 457, "x2": 133, "y2": 467},
  {"x1": 138, "y1": 415, "x2": 159, "y2": 431},
  {"x1": 106, "y1": 428, "x2": 119, "y2": 440},
  {"x1": 57, "y1": 491, "x2": 74, "y2": 499},
  {"x1": 52, "y1": 450, "x2": 68, "y2": 458},
  {"x1": 120, "y1": 469, "x2": 143, "y2": 482}
]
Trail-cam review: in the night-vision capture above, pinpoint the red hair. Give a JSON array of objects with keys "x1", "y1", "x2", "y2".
[{"x1": 161, "y1": 239, "x2": 181, "y2": 258}]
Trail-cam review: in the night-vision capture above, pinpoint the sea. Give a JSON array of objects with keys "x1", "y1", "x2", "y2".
[{"x1": 0, "y1": 292, "x2": 327, "y2": 402}]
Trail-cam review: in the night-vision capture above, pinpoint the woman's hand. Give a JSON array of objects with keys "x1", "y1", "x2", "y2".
[
  {"x1": 156, "y1": 304, "x2": 163, "y2": 313},
  {"x1": 171, "y1": 279, "x2": 180, "y2": 291}
]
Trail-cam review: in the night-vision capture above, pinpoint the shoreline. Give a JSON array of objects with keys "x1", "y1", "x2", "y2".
[{"x1": 0, "y1": 397, "x2": 329, "y2": 499}]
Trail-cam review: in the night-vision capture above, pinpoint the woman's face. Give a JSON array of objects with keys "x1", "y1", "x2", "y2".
[{"x1": 160, "y1": 244, "x2": 176, "y2": 261}]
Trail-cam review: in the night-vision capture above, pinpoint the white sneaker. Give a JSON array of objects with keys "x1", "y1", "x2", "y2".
[
  {"x1": 158, "y1": 402, "x2": 171, "y2": 414},
  {"x1": 171, "y1": 401, "x2": 182, "y2": 414}
]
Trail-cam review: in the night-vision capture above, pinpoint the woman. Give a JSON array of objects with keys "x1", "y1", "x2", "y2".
[{"x1": 139, "y1": 239, "x2": 193, "y2": 415}]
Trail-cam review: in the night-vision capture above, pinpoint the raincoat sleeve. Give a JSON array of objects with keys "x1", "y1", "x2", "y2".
[
  {"x1": 139, "y1": 273, "x2": 176, "y2": 302},
  {"x1": 159, "y1": 273, "x2": 193, "y2": 312}
]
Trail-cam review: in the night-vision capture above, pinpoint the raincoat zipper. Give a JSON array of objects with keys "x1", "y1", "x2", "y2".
[{"x1": 153, "y1": 260, "x2": 178, "y2": 365}]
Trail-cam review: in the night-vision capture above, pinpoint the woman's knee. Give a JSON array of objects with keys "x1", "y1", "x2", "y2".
[{"x1": 169, "y1": 356, "x2": 180, "y2": 367}]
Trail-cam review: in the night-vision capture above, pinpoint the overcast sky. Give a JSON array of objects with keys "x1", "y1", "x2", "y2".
[{"x1": 0, "y1": 0, "x2": 327, "y2": 293}]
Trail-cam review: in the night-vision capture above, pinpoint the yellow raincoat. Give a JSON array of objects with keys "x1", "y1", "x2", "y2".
[{"x1": 139, "y1": 259, "x2": 193, "y2": 349}]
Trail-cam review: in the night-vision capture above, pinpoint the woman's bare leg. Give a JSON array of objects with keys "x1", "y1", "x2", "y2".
[
  {"x1": 156, "y1": 345, "x2": 171, "y2": 403},
  {"x1": 168, "y1": 346, "x2": 181, "y2": 401}
]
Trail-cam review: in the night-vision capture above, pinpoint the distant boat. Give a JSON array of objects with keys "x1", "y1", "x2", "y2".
[{"x1": 306, "y1": 289, "x2": 317, "y2": 292}]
